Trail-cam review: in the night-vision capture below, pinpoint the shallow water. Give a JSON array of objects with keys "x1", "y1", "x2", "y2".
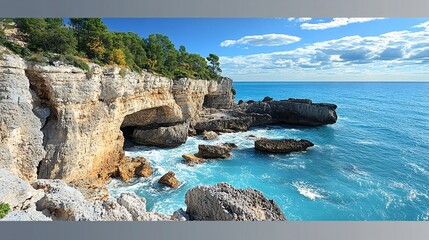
[{"x1": 108, "y1": 82, "x2": 429, "y2": 220}]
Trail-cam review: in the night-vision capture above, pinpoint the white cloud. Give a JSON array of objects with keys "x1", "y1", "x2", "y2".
[
  {"x1": 413, "y1": 21, "x2": 429, "y2": 31},
  {"x1": 220, "y1": 26, "x2": 429, "y2": 81},
  {"x1": 300, "y1": 18, "x2": 384, "y2": 30},
  {"x1": 288, "y1": 18, "x2": 312, "y2": 22},
  {"x1": 220, "y1": 34, "x2": 301, "y2": 47}
]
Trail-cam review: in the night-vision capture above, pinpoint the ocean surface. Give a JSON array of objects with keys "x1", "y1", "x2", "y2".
[{"x1": 108, "y1": 82, "x2": 429, "y2": 220}]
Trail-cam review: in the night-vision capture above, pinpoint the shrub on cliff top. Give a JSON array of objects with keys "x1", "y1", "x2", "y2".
[{"x1": 0, "y1": 202, "x2": 10, "y2": 219}]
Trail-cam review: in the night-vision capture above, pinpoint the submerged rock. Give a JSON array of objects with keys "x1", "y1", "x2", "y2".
[
  {"x1": 254, "y1": 138, "x2": 314, "y2": 153},
  {"x1": 132, "y1": 122, "x2": 189, "y2": 148},
  {"x1": 182, "y1": 154, "x2": 205, "y2": 165},
  {"x1": 185, "y1": 182, "x2": 286, "y2": 221},
  {"x1": 202, "y1": 130, "x2": 219, "y2": 140},
  {"x1": 158, "y1": 171, "x2": 180, "y2": 188},
  {"x1": 197, "y1": 144, "x2": 233, "y2": 159}
]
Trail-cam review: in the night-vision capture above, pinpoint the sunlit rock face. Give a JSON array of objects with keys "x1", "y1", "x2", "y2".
[{"x1": 0, "y1": 47, "x2": 234, "y2": 199}]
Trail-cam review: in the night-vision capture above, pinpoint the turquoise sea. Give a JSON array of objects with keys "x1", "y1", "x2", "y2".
[{"x1": 108, "y1": 82, "x2": 429, "y2": 220}]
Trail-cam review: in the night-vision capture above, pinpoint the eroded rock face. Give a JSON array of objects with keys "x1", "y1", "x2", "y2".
[
  {"x1": 197, "y1": 144, "x2": 233, "y2": 159},
  {"x1": 246, "y1": 98, "x2": 337, "y2": 126},
  {"x1": 185, "y1": 183, "x2": 286, "y2": 221},
  {"x1": 132, "y1": 122, "x2": 189, "y2": 148},
  {"x1": 254, "y1": 138, "x2": 314, "y2": 153},
  {"x1": 0, "y1": 51, "x2": 233, "y2": 198},
  {"x1": 0, "y1": 169, "x2": 44, "y2": 211},
  {"x1": 0, "y1": 48, "x2": 46, "y2": 181},
  {"x1": 158, "y1": 171, "x2": 179, "y2": 188}
]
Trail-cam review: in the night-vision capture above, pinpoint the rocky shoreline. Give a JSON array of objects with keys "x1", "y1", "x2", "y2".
[{"x1": 0, "y1": 46, "x2": 338, "y2": 221}]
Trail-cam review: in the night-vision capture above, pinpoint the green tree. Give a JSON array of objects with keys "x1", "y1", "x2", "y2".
[
  {"x1": 14, "y1": 18, "x2": 77, "y2": 54},
  {"x1": 206, "y1": 53, "x2": 222, "y2": 79},
  {"x1": 70, "y1": 18, "x2": 112, "y2": 62}
]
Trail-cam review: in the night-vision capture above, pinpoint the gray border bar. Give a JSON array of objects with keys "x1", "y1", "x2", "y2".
[
  {"x1": 1, "y1": 222, "x2": 429, "y2": 240},
  {"x1": 0, "y1": 0, "x2": 429, "y2": 17}
]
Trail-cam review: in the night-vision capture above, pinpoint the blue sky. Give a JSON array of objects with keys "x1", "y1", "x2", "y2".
[{"x1": 103, "y1": 18, "x2": 429, "y2": 81}]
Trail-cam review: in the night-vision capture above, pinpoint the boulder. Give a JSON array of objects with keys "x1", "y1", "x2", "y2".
[
  {"x1": 0, "y1": 169, "x2": 44, "y2": 211},
  {"x1": 158, "y1": 171, "x2": 180, "y2": 188},
  {"x1": 202, "y1": 130, "x2": 218, "y2": 140},
  {"x1": 254, "y1": 138, "x2": 314, "y2": 153},
  {"x1": 135, "y1": 157, "x2": 153, "y2": 178},
  {"x1": 246, "y1": 98, "x2": 337, "y2": 126},
  {"x1": 185, "y1": 183, "x2": 286, "y2": 221},
  {"x1": 116, "y1": 192, "x2": 169, "y2": 221},
  {"x1": 197, "y1": 144, "x2": 233, "y2": 159},
  {"x1": 182, "y1": 154, "x2": 205, "y2": 165},
  {"x1": 1, "y1": 209, "x2": 52, "y2": 221},
  {"x1": 171, "y1": 208, "x2": 189, "y2": 221},
  {"x1": 132, "y1": 122, "x2": 189, "y2": 148},
  {"x1": 117, "y1": 156, "x2": 152, "y2": 182}
]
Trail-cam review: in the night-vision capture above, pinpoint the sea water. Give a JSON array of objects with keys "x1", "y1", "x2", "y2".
[{"x1": 108, "y1": 82, "x2": 429, "y2": 220}]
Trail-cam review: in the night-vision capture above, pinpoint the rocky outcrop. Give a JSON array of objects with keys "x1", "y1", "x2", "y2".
[
  {"x1": 132, "y1": 121, "x2": 189, "y2": 148},
  {"x1": 134, "y1": 157, "x2": 153, "y2": 178},
  {"x1": 254, "y1": 138, "x2": 314, "y2": 153},
  {"x1": 197, "y1": 144, "x2": 234, "y2": 159},
  {"x1": 194, "y1": 110, "x2": 271, "y2": 133},
  {"x1": 182, "y1": 154, "x2": 205, "y2": 165},
  {"x1": 158, "y1": 171, "x2": 179, "y2": 188},
  {"x1": 202, "y1": 130, "x2": 218, "y2": 140},
  {"x1": 0, "y1": 49, "x2": 46, "y2": 181},
  {"x1": 30, "y1": 179, "x2": 169, "y2": 221},
  {"x1": 0, "y1": 169, "x2": 44, "y2": 211},
  {"x1": 185, "y1": 183, "x2": 286, "y2": 221},
  {"x1": 1, "y1": 209, "x2": 52, "y2": 221},
  {"x1": 0, "y1": 48, "x2": 234, "y2": 199},
  {"x1": 116, "y1": 156, "x2": 152, "y2": 182},
  {"x1": 246, "y1": 98, "x2": 337, "y2": 126}
]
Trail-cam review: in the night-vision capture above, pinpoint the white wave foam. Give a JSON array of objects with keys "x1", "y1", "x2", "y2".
[
  {"x1": 408, "y1": 163, "x2": 429, "y2": 176},
  {"x1": 292, "y1": 181, "x2": 326, "y2": 200},
  {"x1": 355, "y1": 140, "x2": 377, "y2": 145}
]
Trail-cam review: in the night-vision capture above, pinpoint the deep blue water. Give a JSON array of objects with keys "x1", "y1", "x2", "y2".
[{"x1": 109, "y1": 82, "x2": 429, "y2": 220}]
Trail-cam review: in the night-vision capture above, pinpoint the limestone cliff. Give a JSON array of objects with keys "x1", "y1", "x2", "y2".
[
  {"x1": 0, "y1": 50, "x2": 46, "y2": 182},
  {"x1": 0, "y1": 47, "x2": 234, "y2": 198}
]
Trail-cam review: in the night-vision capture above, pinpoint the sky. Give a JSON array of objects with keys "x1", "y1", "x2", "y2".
[{"x1": 102, "y1": 18, "x2": 429, "y2": 81}]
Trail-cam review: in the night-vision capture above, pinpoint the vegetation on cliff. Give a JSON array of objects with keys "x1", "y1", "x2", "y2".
[
  {"x1": 0, "y1": 18, "x2": 222, "y2": 80},
  {"x1": 0, "y1": 202, "x2": 10, "y2": 219}
]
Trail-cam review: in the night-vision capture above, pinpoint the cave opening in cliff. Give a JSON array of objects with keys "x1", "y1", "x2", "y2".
[{"x1": 120, "y1": 105, "x2": 183, "y2": 148}]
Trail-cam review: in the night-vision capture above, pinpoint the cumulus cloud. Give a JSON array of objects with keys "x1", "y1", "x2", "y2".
[
  {"x1": 220, "y1": 26, "x2": 429, "y2": 80},
  {"x1": 300, "y1": 18, "x2": 384, "y2": 30},
  {"x1": 220, "y1": 34, "x2": 301, "y2": 47}
]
